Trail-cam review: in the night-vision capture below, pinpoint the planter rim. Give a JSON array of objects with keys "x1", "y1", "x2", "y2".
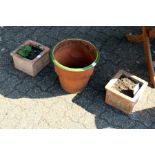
[
  {"x1": 105, "y1": 70, "x2": 148, "y2": 102},
  {"x1": 51, "y1": 38, "x2": 100, "y2": 72},
  {"x1": 10, "y1": 40, "x2": 49, "y2": 63}
]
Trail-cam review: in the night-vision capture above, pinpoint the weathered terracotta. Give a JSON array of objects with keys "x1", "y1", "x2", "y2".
[
  {"x1": 55, "y1": 66, "x2": 94, "y2": 93},
  {"x1": 11, "y1": 40, "x2": 50, "y2": 77},
  {"x1": 105, "y1": 70, "x2": 148, "y2": 114},
  {"x1": 51, "y1": 39, "x2": 99, "y2": 93}
]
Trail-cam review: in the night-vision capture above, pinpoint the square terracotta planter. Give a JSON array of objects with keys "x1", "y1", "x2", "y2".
[
  {"x1": 105, "y1": 70, "x2": 148, "y2": 114},
  {"x1": 10, "y1": 40, "x2": 50, "y2": 77}
]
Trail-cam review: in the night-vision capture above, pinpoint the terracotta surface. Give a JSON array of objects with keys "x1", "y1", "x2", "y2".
[
  {"x1": 55, "y1": 66, "x2": 94, "y2": 93},
  {"x1": 105, "y1": 70, "x2": 148, "y2": 114},
  {"x1": 53, "y1": 39, "x2": 98, "y2": 93},
  {"x1": 10, "y1": 40, "x2": 50, "y2": 77}
]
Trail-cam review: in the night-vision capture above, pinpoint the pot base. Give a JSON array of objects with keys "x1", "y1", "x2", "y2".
[
  {"x1": 59, "y1": 77, "x2": 90, "y2": 93},
  {"x1": 55, "y1": 65, "x2": 94, "y2": 93}
]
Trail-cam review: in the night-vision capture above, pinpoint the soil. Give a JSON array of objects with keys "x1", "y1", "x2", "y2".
[
  {"x1": 113, "y1": 74, "x2": 141, "y2": 98},
  {"x1": 26, "y1": 46, "x2": 42, "y2": 60}
]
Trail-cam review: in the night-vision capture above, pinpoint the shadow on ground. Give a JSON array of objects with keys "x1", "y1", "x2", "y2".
[
  {"x1": 0, "y1": 26, "x2": 149, "y2": 99},
  {"x1": 72, "y1": 84, "x2": 155, "y2": 129}
]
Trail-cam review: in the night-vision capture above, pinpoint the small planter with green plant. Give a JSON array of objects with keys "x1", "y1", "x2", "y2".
[{"x1": 11, "y1": 40, "x2": 50, "y2": 77}]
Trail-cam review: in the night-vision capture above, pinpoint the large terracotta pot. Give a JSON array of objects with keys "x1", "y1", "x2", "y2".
[{"x1": 51, "y1": 39, "x2": 99, "y2": 93}]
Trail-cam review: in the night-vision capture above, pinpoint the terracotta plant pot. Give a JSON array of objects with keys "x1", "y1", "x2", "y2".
[
  {"x1": 51, "y1": 39, "x2": 99, "y2": 93},
  {"x1": 10, "y1": 40, "x2": 50, "y2": 77},
  {"x1": 105, "y1": 70, "x2": 148, "y2": 114}
]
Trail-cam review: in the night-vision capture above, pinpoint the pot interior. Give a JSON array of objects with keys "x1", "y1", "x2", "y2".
[{"x1": 54, "y1": 39, "x2": 97, "y2": 68}]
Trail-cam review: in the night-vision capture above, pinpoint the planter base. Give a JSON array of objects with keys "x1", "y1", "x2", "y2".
[{"x1": 55, "y1": 65, "x2": 94, "y2": 93}]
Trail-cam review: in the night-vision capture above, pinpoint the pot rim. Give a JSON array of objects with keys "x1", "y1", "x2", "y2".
[{"x1": 50, "y1": 38, "x2": 100, "y2": 72}]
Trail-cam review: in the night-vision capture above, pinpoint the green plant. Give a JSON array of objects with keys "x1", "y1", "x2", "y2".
[{"x1": 17, "y1": 45, "x2": 32, "y2": 58}]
